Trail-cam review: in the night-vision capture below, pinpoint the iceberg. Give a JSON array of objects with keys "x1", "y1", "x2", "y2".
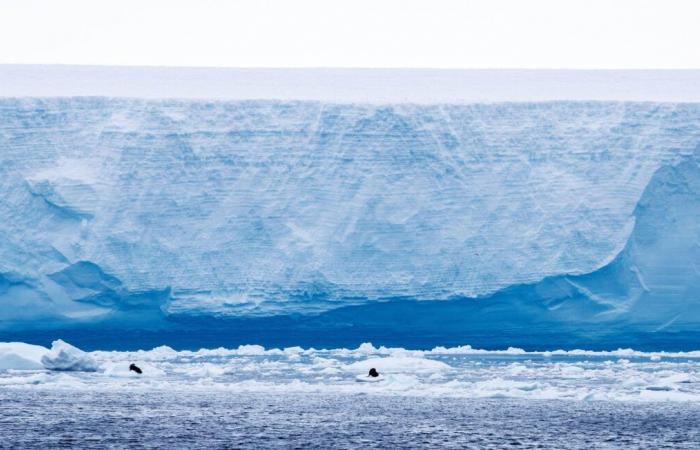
[
  {"x1": 1, "y1": 67, "x2": 700, "y2": 349},
  {"x1": 40, "y1": 340, "x2": 99, "y2": 372},
  {"x1": 0, "y1": 340, "x2": 97, "y2": 372},
  {"x1": 0, "y1": 342, "x2": 48, "y2": 370}
]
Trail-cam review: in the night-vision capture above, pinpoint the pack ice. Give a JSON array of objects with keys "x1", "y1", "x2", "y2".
[
  {"x1": 1, "y1": 69, "x2": 700, "y2": 342},
  {"x1": 0, "y1": 340, "x2": 97, "y2": 371}
]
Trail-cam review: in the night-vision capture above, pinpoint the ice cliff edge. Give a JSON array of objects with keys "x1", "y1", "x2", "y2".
[{"x1": 1, "y1": 96, "x2": 700, "y2": 335}]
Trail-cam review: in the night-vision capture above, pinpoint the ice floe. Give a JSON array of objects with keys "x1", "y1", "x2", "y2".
[
  {"x1": 2, "y1": 340, "x2": 700, "y2": 402},
  {"x1": 0, "y1": 342, "x2": 48, "y2": 370},
  {"x1": 40, "y1": 340, "x2": 99, "y2": 372},
  {"x1": 344, "y1": 357, "x2": 451, "y2": 374}
]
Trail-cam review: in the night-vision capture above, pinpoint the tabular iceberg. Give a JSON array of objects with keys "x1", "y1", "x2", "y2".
[{"x1": 1, "y1": 69, "x2": 700, "y2": 349}]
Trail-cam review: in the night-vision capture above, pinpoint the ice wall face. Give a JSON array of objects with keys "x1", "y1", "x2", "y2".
[
  {"x1": 1, "y1": 98, "x2": 700, "y2": 329},
  {"x1": 611, "y1": 149, "x2": 700, "y2": 325}
]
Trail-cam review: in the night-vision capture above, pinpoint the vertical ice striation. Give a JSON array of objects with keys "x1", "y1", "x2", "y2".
[{"x1": 1, "y1": 98, "x2": 700, "y2": 327}]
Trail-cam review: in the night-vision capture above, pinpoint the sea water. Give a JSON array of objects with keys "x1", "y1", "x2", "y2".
[
  {"x1": 2, "y1": 390, "x2": 700, "y2": 449},
  {"x1": 2, "y1": 344, "x2": 700, "y2": 448}
]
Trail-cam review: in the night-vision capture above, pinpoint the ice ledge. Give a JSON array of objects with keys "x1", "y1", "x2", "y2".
[{"x1": 1, "y1": 65, "x2": 700, "y2": 103}]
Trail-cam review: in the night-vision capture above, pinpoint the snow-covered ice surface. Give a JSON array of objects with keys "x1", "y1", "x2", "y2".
[
  {"x1": 0, "y1": 340, "x2": 98, "y2": 372},
  {"x1": 40, "y1": 339, "x2": 99, "y2": 372},
  {"x1": 0, "y1": 342, "x2": 46, "y2": 370}
]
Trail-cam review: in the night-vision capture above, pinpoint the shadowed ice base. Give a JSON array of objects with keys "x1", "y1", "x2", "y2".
[{"x1": 3, "y1": 299, "x2": 700, "y2": 352}]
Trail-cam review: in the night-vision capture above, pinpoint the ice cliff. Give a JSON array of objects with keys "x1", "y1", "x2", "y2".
[{"x1": 1, "y1": 95, "x2": 700, "y2": 341}]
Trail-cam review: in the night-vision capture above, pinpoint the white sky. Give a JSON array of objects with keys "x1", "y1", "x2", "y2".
[{"x1": 1, "y1": 0, "x2": 699, "y2": 68}]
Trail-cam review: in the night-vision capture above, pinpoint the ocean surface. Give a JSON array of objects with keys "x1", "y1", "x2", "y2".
[
  {"x1": 3, "y1": 343, "x2": 700, "y2": 448},
  {"x1": 2, "y1": 389, "x2": 700, "y2": 449}
]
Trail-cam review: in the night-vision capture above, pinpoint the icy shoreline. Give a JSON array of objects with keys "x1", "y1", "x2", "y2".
[{"x1": 2, "y1": 340, "x2": 700, "y2": 402}]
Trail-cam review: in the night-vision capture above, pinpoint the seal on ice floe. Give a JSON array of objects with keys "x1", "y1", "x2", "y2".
[
  {"x1": 356, "y1": 368, "x2": 384, "y2": 382},
  {"x1": 129, "y1": 363, "x2": 142, "y2": 374}
]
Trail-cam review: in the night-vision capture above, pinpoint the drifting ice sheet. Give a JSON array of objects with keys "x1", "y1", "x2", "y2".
[{"x1": 40, "y1": 340, "x2": 99, "y2": 372}]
